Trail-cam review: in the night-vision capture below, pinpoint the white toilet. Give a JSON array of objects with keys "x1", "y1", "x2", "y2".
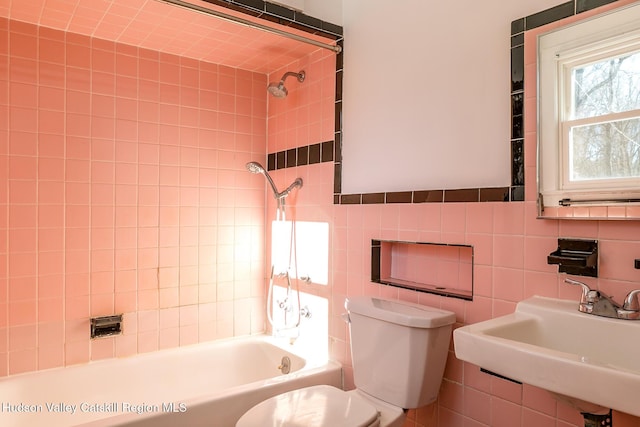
[{"x1": 236, "y1": 295, "x2": 456, "y2": 427}]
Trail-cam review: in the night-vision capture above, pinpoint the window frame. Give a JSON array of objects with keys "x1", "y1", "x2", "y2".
[{"x1": 538, "y1": 2, "x2": 640, "y2": 206}]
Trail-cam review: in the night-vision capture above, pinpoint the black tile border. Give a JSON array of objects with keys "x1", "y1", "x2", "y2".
[
  {"x1": 333, "y1": 187, "x2": 511, "y2": 205},
  {"x1": 267, "y1": 140, "x2": 334, "y2": 171},
  {"x1": 203, "y1": 0, "x2": 343, "y2": 38}
]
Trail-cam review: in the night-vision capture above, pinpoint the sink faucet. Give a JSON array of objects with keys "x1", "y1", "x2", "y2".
[{"x1": 564, "y1": 278, "x2": 640, "y2": 320}]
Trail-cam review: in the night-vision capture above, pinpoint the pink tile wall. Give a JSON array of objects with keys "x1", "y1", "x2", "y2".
[
  {"x1": 0, "y1": 17, "x2": 268, "y2": 376},
  {"x1": 328, "y1": 3, "x2": 640, "y2": 426},
  {"x1": 332, "y1": 201, "x2": 640, "y2": 427},
  {"x1": 267, "y1": 49, "x2": 336, "y2": 153},
  {"x1": 3, "y1": 6, "x2": 638, "y2": 426},
  {"x1": 262, "y1": 27, "x2": 640, "y2": 424},
  {"x1": 261, "y1": 51, "x2": 337, "y2": 325}
]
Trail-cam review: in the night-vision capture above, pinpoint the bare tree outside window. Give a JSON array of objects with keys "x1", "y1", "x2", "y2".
[{"x1": 569, "y1": 51, "x2": 640, "y2": 181}]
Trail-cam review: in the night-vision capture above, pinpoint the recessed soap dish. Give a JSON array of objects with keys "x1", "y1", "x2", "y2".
[
  {"x1": 547, "y1": 238, "x2": 598, "y2": 277},
  {"x1": 91, "y1": 315, "x2": 123, "y2": 339}
]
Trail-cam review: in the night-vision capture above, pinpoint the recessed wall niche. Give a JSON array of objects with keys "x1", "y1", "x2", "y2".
[{"x1": 371, "y1": 240, "x2": 474, "y2": 300}]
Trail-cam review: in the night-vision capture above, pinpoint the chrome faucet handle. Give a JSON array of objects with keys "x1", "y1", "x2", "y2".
[
  {"x1": 564, "y1": 278, "x2": 597, "y2": 303},
  {"x1": 623, "y1": 289, "x2": 640, "y2": 311}
]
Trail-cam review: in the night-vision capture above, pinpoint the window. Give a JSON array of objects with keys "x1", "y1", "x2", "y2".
[{"x1": 538, "y1": 3, "x2": 640, "y2": 207}]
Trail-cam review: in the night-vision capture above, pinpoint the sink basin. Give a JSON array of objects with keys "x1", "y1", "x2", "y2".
[{"x1": 454, "y1": 296, "x2": 640, "y2": 416}]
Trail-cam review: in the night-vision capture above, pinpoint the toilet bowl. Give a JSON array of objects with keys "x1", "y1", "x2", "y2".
[
  {"x1": 236, "y1": 296, "x2": 455, "y2": 427},
  {"x1": 235, "y1": 384, "x2": 404, "y2": 427}
]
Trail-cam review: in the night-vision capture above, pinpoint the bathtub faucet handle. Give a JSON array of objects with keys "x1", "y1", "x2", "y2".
[
  {"x1": 300, "y1": 306, "x2": 312, "y2": 319},
  {"x1": 278, "y1": 298, "x2": 293, "y2": 312}
]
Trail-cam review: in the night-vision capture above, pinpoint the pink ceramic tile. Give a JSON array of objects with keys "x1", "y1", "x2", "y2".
[
  {"x1": 115, "y1": 333, "x2": 137, "y2": 358},
  {"x1": 8, "y1": 228, "x2": 36, "y2": 253},
  {"x1": 8, "y1": 348, "x2": 37, "y2": 375},
  {"x1": 522, "y1": 384, "x2": 557, "y2": 416},
  {"x1": 522, "y1": 408, "x2": 556, "y2": 427},
  {"x1": 8, "y1": 132, "x2": 36, "y2": 158},
  {"x1": 38, "y1": 275, "x2": 64, "y2": 299},
  {"x1": 8, "y1": 180, "x2": 37, "y2": 205},
  {"x1": 38, "y1": 343, "x2": 64, "y2": 371},
  {"x1": 556, "y1": 401, "x2": 584, "y2": 425},
  {"x1": 491, "y1": 398, "x2": 523, "y2": 427},
  {"x1": 38, "y1": 251, "x2": 64, "y2": 276},
  {"x1": 9, "y1": 205, "x2": 37, "y2": 228},
  {"x1": 523, "y1": 236, "x2": 557, "y2": 273},
  {"x1": 493, "y1": 235, "x2": 524, "y2": 269},
  {"x1": 463, "y1": 386, "x2": 491, "y2": 425},
  {"x1": 65, "y1": 295, "x2": 89, "y2": 320},
  {"x1": 66, "y1": 250, "x2": 91, "y2": 275},
  {"x1": 8, "y1": 252, "x2": 36, "y2": 278},
  {"x1": 90, "y1": 335, "x2": 115, "y2": 361},
  {"x1": 558, "y1": 219, "x2": 599, "y2": 238},
  {"x1": 465, "y1": 296, "x2": 492, "y2": 324},
  {"x1": 614, "y1": 412, "x2": 640, "y2": 427},
  {"x1": 8, "y1": 299, "x2": 36, "y2": 328},
  {"x1": 523, "y1": 270, "x2": 559, "y2": 299},
  {"x1": 91, "y1": 270, "x2": 114, "y2": 294},
  {"x1": 599, "y1": 240, "x2": 640, "y2": 282},
  {"x1": 138, "y1": 289, "x2": 159, "y2": 311},
  {"x1": 65, "y1": 339, "x2": 90, "y2": 366},
  {"x1": 114, "y1": 291, "x2": 136, "y2": 313}
]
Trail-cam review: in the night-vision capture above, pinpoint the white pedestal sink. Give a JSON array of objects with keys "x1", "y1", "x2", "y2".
[{"x1": 453, "y1": 296, "x2": 640, "y2": 417}]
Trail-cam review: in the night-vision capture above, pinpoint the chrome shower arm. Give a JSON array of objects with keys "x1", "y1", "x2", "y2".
[
  {"x1": 276, "y1": 178, "x2": 303, "y2": 199},
  {"x1": 279, "y1": 71, "x2": 305, "y2": 83},
  {"x1": 263, "y1": 171, "x2": 280, "y2": 199}
]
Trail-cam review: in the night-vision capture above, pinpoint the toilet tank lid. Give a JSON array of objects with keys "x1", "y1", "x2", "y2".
[{"x1": 346, "y1": 296, "x2": 456, "y2": 328}]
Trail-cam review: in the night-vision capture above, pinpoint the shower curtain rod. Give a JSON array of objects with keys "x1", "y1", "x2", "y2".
[{"x1": 155, "y1": 0, "x2": 342, "y2": 54}]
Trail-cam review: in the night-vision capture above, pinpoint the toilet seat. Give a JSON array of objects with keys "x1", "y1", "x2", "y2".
[{"x1": 236, "y1": 385, "x2": 380, "y2": 427}]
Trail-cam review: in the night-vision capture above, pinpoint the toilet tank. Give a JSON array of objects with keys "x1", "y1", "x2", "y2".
[{"x1": 345, "y1": 296, "x2": 456, "y2": 409}]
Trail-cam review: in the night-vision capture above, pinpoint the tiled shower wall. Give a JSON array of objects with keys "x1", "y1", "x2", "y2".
[{"x1": 0, "y1": 17, "x2": 269, "y2": 376}]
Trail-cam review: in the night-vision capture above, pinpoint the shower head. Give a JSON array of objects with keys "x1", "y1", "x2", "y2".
[
  {"x1": 246, "y1": 161, "x2": 266, "y2": 175},
  {"x1": 267, "y1": 70, "x2": 305, "y2": 98},
  {"x1": 246, "y1": 161, "x2": 280, "y2": 198},
  {"x1": 245, "y1": 161, "x2": 303, "y2": 199}
]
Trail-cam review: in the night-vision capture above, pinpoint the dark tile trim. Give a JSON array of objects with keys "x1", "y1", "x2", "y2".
[
  {"x1": 386, "y1": 192, "x2": 413, "y2": 204},
  {"x1": 362, "y1": 193, "x2": 385, "y2": 204},
  {"x1": 576, "y1": 0, "x2": 617, "y2": 13},
  {"x1": 267, "y1": 140, "x2": 334, "y2": 171},
  {"x1": 203, "y1": 0, "x2": 343, "y2": 37},
  {"x1": 444, "y1": 189, "x2": 480, "y2": 203},
  {"x1": 524, "y1": 1, "x2": 575, "y2": 30},
  {"x1": 340, "y1": 194, "x2": 362, "y2": 204},
  {"x1": 329, "y1": 188, "x2": 511, "y2": 205},
  {"x1": 480, "y1": 187, "x2": 510, "y2": 202},
  {"x1": 414, "y1": 190, "x2": 444, "y2": 203},
  {"x1": 308, "y1": 143, "x2": 321, "y2": 164},
  {"x1": 371, "y1": 241, "x2": 381, "y2": 283}
]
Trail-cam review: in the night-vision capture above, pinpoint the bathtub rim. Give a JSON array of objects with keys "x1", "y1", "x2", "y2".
[{"x1": 0, "y1": 333, "x2": 342, "y2": 427}]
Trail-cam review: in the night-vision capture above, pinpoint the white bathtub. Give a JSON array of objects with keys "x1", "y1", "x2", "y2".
[{"x1": 0, "y1": 335, "x2": 342, "y2": 427}]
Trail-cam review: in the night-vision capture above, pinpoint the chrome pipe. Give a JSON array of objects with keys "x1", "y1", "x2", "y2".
[{"x1": 155, "y1": 0, "x2": 342, "y2": 54}]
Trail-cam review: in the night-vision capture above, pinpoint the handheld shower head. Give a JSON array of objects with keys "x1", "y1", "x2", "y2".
[
  {"x1": 246, "y1": 161, "x2": 265, "y2": 175},
  {"x1": 246, "y1": 161, "x2": 280, "y2": 198},
  {"x1": 267, "y1": 70, "x2": 305, "y2": 98},
  {"x1": 245, "y1": 161, "x2": 303, "y2": 199}
]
